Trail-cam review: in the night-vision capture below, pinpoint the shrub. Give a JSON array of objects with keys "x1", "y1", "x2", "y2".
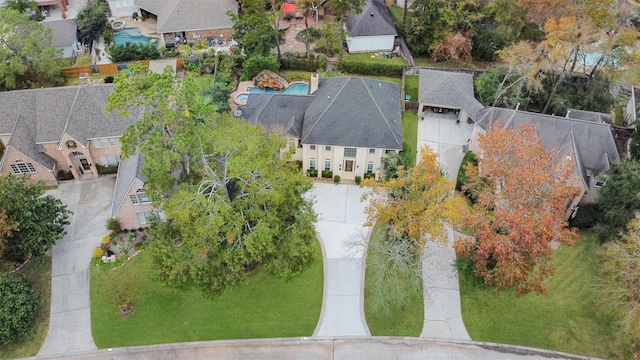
[
  {"x1": 321, "y1": 170, "x2": 333, "y2": 178},
  {"x1": 183, "y1": 61, "x2": 203, "y2": 74},
  {"x1": 101, "y1": 234, "x2": 111, "y2": 245},
  {"x1": 280, "y1": 51, "x2": 326, "y2": 72},
  {"x1": 56, "y1": 170, "x2": 74, "y2": 181},
  {"x1": 106, "y1": 218, "x2": 121, "y2": 235},
  {"x1": 106, "y1": 42, "x2": 161, "y2": 63},
  {"x1": 0, "y1": 274, "x2": 40, "y2": 347},
  {"x1": 241, "y1": 55, "x2": 280, "y2": 81},
  {"x1": 104, "y1": 75, "x2": 114, "y2": 83},
  {"x1": 333, "y1": 175, "x2": 341, "y2": 183},
  {"x1": 354, "y1": 175, "x2": 362, "y2": 185},
  {"x1": 456, "y1": 151, "x2": 477, "y2": 191},
  {"x1": 307, "y1": 169, "x2": 318, "y2": 177},
  {"x1": 93, "y1": 247, "x2": 104, "y2": 258},
  {"x1": 295, "y1": 27, "x2": 322, "y2": 42},
  {"x1": 569, "y1": 203, "x2": 602, "y2": 229},
  {"x1": 364, "y1": 172, "x2": 375, "y2": 180},
  {"x1": 337, "y1": 56, "x2": 404, "y2": 76},
  {"x1": 96, "y1": 164, "x2": 118, "y2": 175}
]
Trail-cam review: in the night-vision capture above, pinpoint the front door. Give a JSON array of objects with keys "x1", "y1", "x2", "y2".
[
  {"x1": 344, "y1": 160, "x2": 354, "y2": 173},
  {"x1": 80, "y1": 159, "x2": 91, "y2": 171}
]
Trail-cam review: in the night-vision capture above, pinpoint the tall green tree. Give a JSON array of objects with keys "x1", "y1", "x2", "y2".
[
  {"x1": 0, "y1": 274, "x2": 40, "y2": 347},
  {"x1": 594, "y1": 159, "x2": 640, "y2": 243},
  {"x1": 0, "y1": 8, "x2": 66, "y2": 90},
  {"x1": 76, "y1": 0, "x2": 108, "y2": 52},
  {"x1": 107, "y1": 66, "x2": 318, "y2": 296},
  {"x1": 325, "y1": 0, "x2": 365, "y2": 54},
  {"x1": 228, "y1": 0, "x2": 278, "y2": 57},
  {"x1": 0, "y1": 175, "x2": 70, "y2": 265},
  {"x1": 5, "y1": 0, "x2": 37, "y2": 14}
]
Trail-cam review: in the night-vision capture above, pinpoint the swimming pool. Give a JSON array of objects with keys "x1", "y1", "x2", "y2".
[
  {"x1": 583, "y1": 51, "x2": 619, "y2": 67},
  {"x1": 248, "y1": 82, "x2": 309, "y2": 95},
  {"x1": 113, "y1": 28, "x2": 155, "y2": 46}
]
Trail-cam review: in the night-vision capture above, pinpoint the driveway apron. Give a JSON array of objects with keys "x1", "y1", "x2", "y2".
[
  {"x1": 417, "y1": 113, "x2": 473, "y2": 341},
  {"x1": 311, "y1": 183, "x2": 371, "y2": 337},
  {"x1": 37, "y1": 177, "x2": 116, "y2": 357}
]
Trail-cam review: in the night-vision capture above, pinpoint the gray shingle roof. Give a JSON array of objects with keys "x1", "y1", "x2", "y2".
[
  {"x1": 7, "y1": 114, "x2": 55, "y2": 170},
  {"x1": 418, "y1": 69, "x2": 484, "y2": 121},
  {"x1": 241, "y1": 94, "x2": 315, "y2": 137},
  {"x1": 111, "y1": 151, "x2": 146, "y2": 218},
  {"x1": 41, "y1": 19, "x2": 77, "y2": 47},
  {"x1": 346, "y1": 0, "x2": 397, "y2": 37},
  {"x1": 476, "y1": 107, "x2": 619, "y2": 178},
  {"x1": 302, "y1": 77, "x2": 402, "y2": 149},
  {"x1": 135, "y1": 0, "x2": 236, "y2": 33},
  {"x1": 566, "y1": 109, "x2": 612, "y2": 125}
]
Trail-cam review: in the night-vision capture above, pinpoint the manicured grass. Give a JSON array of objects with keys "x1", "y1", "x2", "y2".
[
  {"x1": 364, "y1": 225, "x2": 424, "y2": 336},
  {"x1": 343, "y1": 52, "x2": 406, "y2": 66},
  {"x1": 90, "y1": 244, "x2": 323, "y2": 348},
  {"x1": 413, "y1": 57, "x2": 494, "y2": 69},
  {"x1": 460, "y1": 231, "x2": 623, "y2": 359},
  {"x1": 0, "y1": 256, "x2": 52, "y2": 360},
  {"x1": 402, "y1": 111, "x2": 418, "y2": 167},
  {"x1": 404, "y1": 75, "x2": 419, "y2": 101},
  {"x1": 187, "y1": 74, "x2": 214, "y2": 91}
]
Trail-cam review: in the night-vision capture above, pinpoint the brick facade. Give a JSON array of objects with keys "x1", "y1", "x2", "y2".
[
  {"x1": 0, "y1": 147, "x2": 57, "y2": 185},
  {"x1": 114, "y1": 178, "x2": 155, "y2": 230}
]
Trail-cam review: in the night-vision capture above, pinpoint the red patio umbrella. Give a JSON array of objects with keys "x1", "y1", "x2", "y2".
[{"x1": 281, "y1": 3, "x2": 296, "y2": 12}]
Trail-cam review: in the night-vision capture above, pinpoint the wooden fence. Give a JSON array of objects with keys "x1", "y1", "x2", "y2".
[
  {"x1": 61, "y1": 65, "x2": 91, "y2": 78},
  {"x1": 62, "y1": 58, "x2": 182, "y2": 78}
]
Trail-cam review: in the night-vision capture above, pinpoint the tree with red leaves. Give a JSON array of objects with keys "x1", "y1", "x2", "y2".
[{"x1": 455, "y1": 122, "x2": 581, "y2": 296}]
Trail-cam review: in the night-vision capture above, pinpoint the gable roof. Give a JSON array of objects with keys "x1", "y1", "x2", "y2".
[
  {"x1": 41, "y1": 19, "x2": 77, "y2": 47},
  {"x1": 476, "y1": 107, "x2": 620, "y2": 180},
  {"x1": 302, "y1": 77, "x2": 402, "y2": 149},
  {"x1": 6, "y1": 114, "x2": 55, "y2": 171},
  {"x1": 566, "y1": 109, "x2": 612, "y2": 125},
  {"x1": 346, "y1": 0, "x2": 397, "y2": 37},
  {"x1": 135, "y1": 0, "x2": 237, "y2": 33},
  {"x1": 241, "y1": 94, "x2": 315, "y2": 137},
  {"x1": 111, "y1": 151, "x2": 146, "y2": 218},
  {"x1": 418, "y1": 69, "x2": 484, "y2": 121}
]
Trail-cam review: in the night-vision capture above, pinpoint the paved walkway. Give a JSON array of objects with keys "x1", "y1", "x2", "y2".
[
  {"x1": 418, "y1": 113, "x2": 474, "y2": 340},
  {"x1": 37, "y1": 177, "x2": 116, "y2": 357},
  {"x1": 311, "y1": 183, "x2": 370, "y2": 337}
]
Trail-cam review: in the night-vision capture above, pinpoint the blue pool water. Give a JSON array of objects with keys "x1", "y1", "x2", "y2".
[
  {"x1": 584, "y1": 51, "x2": 619, "y2": 67},
  {"x1": 113, "y1": 28, "x2": 154, "y2": 46},
  {"x1": 248, "y1": 82, "x2": 309, "y2": 95},
  {"x1": 236, "y1": 93, "x2": 249, "y2": 104}
]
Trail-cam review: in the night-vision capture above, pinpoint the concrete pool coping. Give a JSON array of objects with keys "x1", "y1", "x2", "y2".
[{"x1": 231, "y1": 80, "x2": 310, "y2": 106}]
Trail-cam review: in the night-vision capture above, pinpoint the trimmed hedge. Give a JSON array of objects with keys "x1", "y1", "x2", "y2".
[
  {"x1": 321, "y1": 170, "x2": 333, "y2": 178},
  {"x1": 280, "y1": 51, "x2": 326, "y2": 72},
  {"x1": 307, "y1": 169, "x2": 318, "y2": 177},
  {"x1": 568, "y1": 203, "x2": 602, "y2": 229},
  {"x1": 337, "y1": 56, "x2": 404, "y2": 76},
  {"x1": 96, "y1": 164, "x2": 118, "y2": 175}
]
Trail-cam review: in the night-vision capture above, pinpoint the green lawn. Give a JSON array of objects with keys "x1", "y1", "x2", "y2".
[
  {"x1": 387, "y1": 5, "x2": 403, "y2": 27},
  {"x1": 342, "y1": 52, "x2": 406, "y2": 66},
  {"x1": 402, "y1": 111, "x2": 418, "y2": 167},
  {"x1": 90, "y1": 245, "x2": 323, "y2": 348},
  {"x1": 187, "y1": 74, "x2": 214, "y2": 91},
  {"x1": 364, "y1": 226, "x2": 424, "y2": 336},
  {"x1": 404, "y1": 75, "x2": 419, "y2": 101},
  {"x1": 0, "y1": 256, "x2": 52, "y2": 360},
  {"x1": 460, "y1": 231, "x2": 623, "y2": 359}
]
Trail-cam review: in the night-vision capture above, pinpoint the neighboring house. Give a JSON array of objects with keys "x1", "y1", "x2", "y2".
[
  {"x1": 134, "y1": 0, "x2": 237, "y2": 47},
  {"x1": 36, "y1": 0, "x2": 69, "y2": 19},
  {"x1": 111, "y1": 151, "x2": 164, "y2": 229},
  {"x1": 566, "y1": 108, "x2": 613, "y2": 125},
  {"x1": 241, "y1": 75, "x2": 403, "y2": 180},
  {"x1": 345, "y1": 0, "x2": 396, "y2": 53},
  {"x1": 0, "y1": 84, "x2": 139, "y2": 186},
  {"x1": 470, "y1": 107, "x2": 620, "y2": 218},
  {"x1": 42, "y1": 19, "x2": 79, "y2": 59},
  {"x1": 418, "y1": 69, "x2": 484, "y2": 123},
  {"x1": 107, "y1": 0, "x2": 137, "y2": 17},
  {"x1": 625, "y1": 86, "x2": 639, "y2": 125}
]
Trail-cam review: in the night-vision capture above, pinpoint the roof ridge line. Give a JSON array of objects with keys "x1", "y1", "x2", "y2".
[
  {"x1": 361, "y1": 78, "x2": 401, "y2": 147},
  {"x1": 59, "y1": 86, "x2": 82, "y2": 149}
]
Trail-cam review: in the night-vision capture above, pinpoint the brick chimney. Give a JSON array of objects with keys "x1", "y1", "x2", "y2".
[{"x1": 310, "y1": 73, "x2": 319, "y2": 94}]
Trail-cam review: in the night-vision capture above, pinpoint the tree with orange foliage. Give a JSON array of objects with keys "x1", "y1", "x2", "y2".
[
  {"x1": 362, "y1": 147, "x2": 464, "y2": 255},
  {"x1": 456, "y1": 123, "x2": 581, "y2": 296}
]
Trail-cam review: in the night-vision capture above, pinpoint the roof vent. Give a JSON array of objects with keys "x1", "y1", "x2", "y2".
[{"x1": 370, "y1": 12, "x2": 374, "y2": 16}]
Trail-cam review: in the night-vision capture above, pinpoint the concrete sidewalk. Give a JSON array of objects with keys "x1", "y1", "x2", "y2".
[
  {"x1": 37, "y1": 177, "x2": 116, "y2": 357},
  {"x1": 310, "y1": 183, "x2": 371, "y2": 337},
  {"x1": 417, "y1": 113, "x2": 474, "y2": 341}
]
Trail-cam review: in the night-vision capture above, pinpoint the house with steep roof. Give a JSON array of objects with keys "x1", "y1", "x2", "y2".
[
  {"x1": 41, "y1": 19, "x2": 79, "y2": 59},
  {"x1": 418, "y1": 69, "x2": 485, "y2": 123},
  {"x1": 566, "y1": 108, "x2": 613, "y2": 125},
  {"x1": 470, "y1": 107, "x2": 620, "y2": 216},
  {"x1": 345, "y1": 0, "x2": 397, "y2": 53},
  {"x1": 241, "y1": 75, "x2": 403, "y2": 180},
  {"x1": 0, "y1": 84, "x2": 139, "y2": 186},
  {"x1": 134, "y1": 0, "x2": 237, "y2": 47}
]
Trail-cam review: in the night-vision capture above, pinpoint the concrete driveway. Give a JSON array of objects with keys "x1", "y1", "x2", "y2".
[
  {"x1": 417, "y1": 113, "x2": 473, "y2": 341},
  {"x1": 37, "y1": 177, "x2": 116, "y2": 357},
  {"x1": 310, "y1": 183, "x2": 371, "y2": 337}
]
